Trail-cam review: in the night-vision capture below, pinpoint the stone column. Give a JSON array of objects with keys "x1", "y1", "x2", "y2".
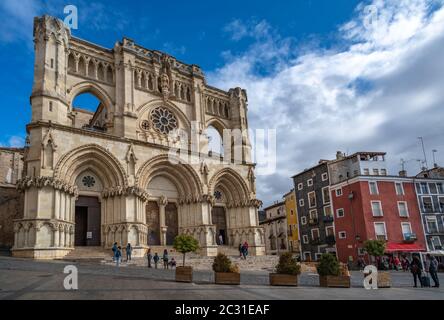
[{"x1": 158, "y1": 196, "x2": 168, "y2": 246}]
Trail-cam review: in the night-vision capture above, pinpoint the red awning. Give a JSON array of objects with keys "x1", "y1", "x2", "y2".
[{"x1": 385, "y1": 243, "x2": 426, "y2": 252}]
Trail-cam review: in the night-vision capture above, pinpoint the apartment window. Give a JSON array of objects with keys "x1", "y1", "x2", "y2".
[
  {"x1": 429, "y1": 183, "x2": 438, "y2": 194},
  {"x1": 363, "y1": 168, "x2": 370, "y2": 175},
  {"x1": 311, "y1": 228, "x2": 320, "y2": 240},
  {"x1": 321, "y1": 173, "x2": 328, "y2": 181},
  {"x1": 439, "y1": 197, "x2": 444, "y2": 213},
  {"x1": 336, "y1": 208, "x2": 345, "y2": 218},
  {"x1": 437, "y1": 183, "x2": 444, "y2": 194},
  {"x1": 401, "y1": 222, "x2": 413, "y2": 240},
  {"x1": 309, "y1": 209, "x2": 318, "y2": 220},
  {"x1": 369, "y1": 182, "x2": 379, "y2": 195},
  {"x1": 336, "y1": 188, "x2": 343, "y2": 197},
  {"x1": 420, "y1": 182, "x2": 429, "y2": 194},
  {"x1": 301, "y1": 216, "x2": 307, "y2": 225},
  {"x1": 302, "y1": 235, "x2": 309, "y2": 244},
  {"x1": 315, "y1": 253, "x2": 322, "y2": 261},
  {"x1": 324, "y1": 206, "x2": 332, "y2": 217},
  {"x1": 326, "y1": 226, "x2": 334, "y2": 236},
  {"x1": 416, "y1": 183, "x2": 422, "y2": 194},
  {"x1": 371, "y1": 201, "x2": 383, "y2": 217},
  {"x1": 426, "y1": 216, "x2": 439, "y2": 234},
  {"x1": 395, "y1": 182, "x2": 404, "y2": 195},
  {"x1": 431, "y1": 236, "x2": 442, "y2": 250},
  {"x1": 322, "y1": 187, "x2": 331, "y2": 204},
  {"x1": 381, "y1": 169, "x2": 387, "y2": 176},
  {"x1": 422, "y1": 197, "x2": 434, "y2": 213},
  {"x1": 398, "y1": 202, "x2": 409, "y2": 217},
  {"x1": 373, "y1": 169, "x2": 379, "y2": 175},
  {"x1": 308, "y1": 192, "x2": 316, "y2": 208},
  {"x1": 374, "y1": 222, "x2": 387, "y2": 240},
  {"x1": 307, "y1": 179, "x2": 313, "y2": 187},
  {"x1": 303, "y1": 252, "x2": 311, "y2": 261},
  {"x1": 358, "y1": 248, "x2": 366, "y2": 256},
  {"x1": 290, "y1": 209, "x2": 294, "y2": 215},
  {"x1": 298, "y1": 183, "x2": 303, "y2": 190},
  {"x1": 338, "y1": 231, "x2": 347, "y2": 239},
  {"x1": 299, "y1": 199, "x2": 305, "y2": 207}
]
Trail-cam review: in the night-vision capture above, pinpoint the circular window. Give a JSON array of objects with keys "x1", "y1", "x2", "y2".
[
  {"x1": 214, "y1": 190, "x2": 223, "y2": 200},
  {"x1": 140, "y1": 120, "x2": 150, "y2": 131},
  {"x1": 150, "y1": 107, "x2": 178, "y2": 134},
  {"x1": 82, "y1": 176, "x2": 96, "y2": 188}
]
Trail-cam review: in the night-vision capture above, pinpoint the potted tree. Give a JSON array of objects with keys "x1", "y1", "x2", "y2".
[
  {"x1": 212, "y1": 253, "x2": 240, "y2": 285},
  {"x1": 363, "y1": 240, "x2": 391, "y2": 288},
  {"x1": 173, "y1": 234, "x2": 199, "y2": 283},
  {"x1": 317, "y1": 253, "x2": 351, "y2": 288},
  {"x1": 269, "y1": 252, "x2": 301, "y2": 286}
]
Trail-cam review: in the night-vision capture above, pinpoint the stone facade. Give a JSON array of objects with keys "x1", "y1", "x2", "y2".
[
  {"x1": 0, "y1": 148, "x2": 25, "y2": 249},
  {"x1": 11, "y1": 15, "x2": 265, "y2": 259},
  {"x1": 260, "y1": 202, "x2": 288, "y2": 255}
]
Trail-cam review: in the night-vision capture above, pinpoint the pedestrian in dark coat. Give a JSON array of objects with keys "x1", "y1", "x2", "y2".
[
  {"x1": 427, "y1": 254, "x2": 440, "y2": 288},
  {"x1": 410, "y1": 256, "x2": 423, "y2": 288},
  {"x1": 112, "y1": 242, "x2": 118, "y2": 261},
  {"x1": 126, "y1": 243, "x2": 132, "y2": 261},
  {"x1": 147, "y1": 249, "x2": 152, "y2": 268},
  {"x1": 153, "y1": 253, "x2": 160, "y2": 269},
  {"x1": 163, "y1": 249, "x2": 169, "y2": 269}
]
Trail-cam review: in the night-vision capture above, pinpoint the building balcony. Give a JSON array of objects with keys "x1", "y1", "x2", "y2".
[
  {"x1": 323, "y1": 215, "x2": 334, "y2": 223},
  {"x1": 326, "y1": 235, "x2": 336, "y2": 245},
  {"x1": 310, "y1": 238, "x2": 322, "y2": 245},
  {"x1": 309, "y1": 218, "x2": 319, "y2": 226},
  {"x1": 403, "y1": 233, "x2": 417, "y2": 244}
]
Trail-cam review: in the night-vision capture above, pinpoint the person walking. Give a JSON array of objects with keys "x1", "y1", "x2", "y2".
[
  {"x1": 163, "y1": 249, "x2": 169, "y2": 269},
  {"x1": 427, "y1": 254, "x2": 440, "y2": 288},
  {"x1": 241, "y1": 244, "x2": 248, "y2": 260},
  {"x1": 238, "y1": 243, "x2": 243, "y2": 258},
  {"x1": 243, "y1": 241, "x2": 249, "y2": 257},
  {"x1": 410, "y1": 255, "x2": 423, "y2": 288},
  {"x1": 115, "y1": 246, "x2": 122, "y2": 267},
  {"x1": 112, "y1": 242, "x2": 118, "y2": 261},
  {"x1": 153, "y1": 253, "x2": 160, "y2": 269},
  {"x1": 126, "y1": 243, "x2": 132, "y2": 262},
  {"x1": 147, "y1": 249, "x2": 152, "y2": 268}
]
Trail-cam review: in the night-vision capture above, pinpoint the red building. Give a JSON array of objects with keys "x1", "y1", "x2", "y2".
[{"x1": 330, "y1": 176, "x2": 427, "y2": 264}]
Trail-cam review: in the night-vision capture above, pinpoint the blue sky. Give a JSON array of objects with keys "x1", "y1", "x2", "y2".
[{"x1": 1, "y1": 0, "x2": 444, "y2": 206}]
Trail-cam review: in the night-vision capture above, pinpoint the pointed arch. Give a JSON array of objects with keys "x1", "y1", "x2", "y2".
[
  {"x1": 54, "y1": 144, "x2": 127, "y2": 188},
  {"x1": 208, "y1": 168, "x2": 250, "y2": 205},
  {"x1": 136, "y1": 154, "x2": 203, "y2": 200},
  {"x1": 68, "y1": 81, "x2": 114, "y2": 114}
]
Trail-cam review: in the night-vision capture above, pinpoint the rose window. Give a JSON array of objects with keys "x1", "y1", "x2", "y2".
[
  {"x1": 214, "y1": 190, "x2": 223, "y2": 200},
  {"x1": 82, "y1": 176, "x2": 96, "y2": 188},
  {"x1": 150, "y1": 107, "x2": 177, "y2": 134}
]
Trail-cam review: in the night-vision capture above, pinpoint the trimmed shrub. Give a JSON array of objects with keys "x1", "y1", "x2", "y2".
[{"x1": 276, "y1": 252, "x2": 301, "y2": 275}]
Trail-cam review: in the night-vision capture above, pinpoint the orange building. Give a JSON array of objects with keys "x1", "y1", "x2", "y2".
[{"x1": 284, "y1": 189, "x2": 301, "y2": 253}]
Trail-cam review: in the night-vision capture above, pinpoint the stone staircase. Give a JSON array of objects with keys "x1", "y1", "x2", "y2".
[{"x1": 62, "y1": 246, "x2": 111, "y2": 261}]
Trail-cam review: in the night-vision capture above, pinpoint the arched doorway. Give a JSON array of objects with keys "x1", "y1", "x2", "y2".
[
  {"x1": 74, "y1": 196, "x2": 101, "y2": 246},
  {"x1": 146, "y1": 175, "x2": 179, "y2": 246},
  {"x1": 74, "y1": 171, "x2": 103, "y2": 246},
  {"x1": 211, "y1": 206, "x2": 228, "y2": 245}
]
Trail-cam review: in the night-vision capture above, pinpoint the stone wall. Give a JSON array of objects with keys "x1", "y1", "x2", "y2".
[{"x1": 0, "y1": 187, "x2": 23, "y2": 249}]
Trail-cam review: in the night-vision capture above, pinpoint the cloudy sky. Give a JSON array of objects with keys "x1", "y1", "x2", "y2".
[{"x1": 1, "y1": 0, "x2": 443, "y2": 206}]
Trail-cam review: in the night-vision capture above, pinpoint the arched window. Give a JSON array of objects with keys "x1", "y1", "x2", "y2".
[
  {"x1": 207, "y1": 125, "x2": 224, "y2": 156},
  {"x1": 97, "y1": 63, "x2": 105, "y2": 81},
  {"x1": 78, "y1": 57, "x2": 86, "y2": 76},
  {"x1": 72, "y1": 92, "x2": 107, "y2": 132},
  {"x1": 68, "y1": 53, "x2": 76, "y2": 73}
]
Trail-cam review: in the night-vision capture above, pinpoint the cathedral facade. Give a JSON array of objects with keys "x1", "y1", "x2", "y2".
[{"x1": 10, "y1": 15, "x2": 264, "y2": 259}]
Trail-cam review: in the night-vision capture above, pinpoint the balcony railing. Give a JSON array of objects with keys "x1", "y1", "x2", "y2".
[
  {"x1": 323, "y1": 216, "x2": 334, "y2": 223},
  {"x1": 309, "y1": 218, "x2": 319, "y2": 226},
  {"x1": 403, "y1": 233, "x2": 417, "y2": 243},
  {"x1": 326, "y1": 235, "x2": 336, "y2": 245},
  {"x1": 310, "y1": 238, "x2": 322, "y2": 245}
]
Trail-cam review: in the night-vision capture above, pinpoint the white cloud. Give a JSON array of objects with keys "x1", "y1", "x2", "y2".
[{"x1": 209, "y1": 0, "x2": 444, "y2": 206}]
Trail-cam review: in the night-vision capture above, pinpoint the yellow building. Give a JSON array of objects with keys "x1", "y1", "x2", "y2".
[{"x1": 284, "y1": 189, "x2": 300, "y2": 253}]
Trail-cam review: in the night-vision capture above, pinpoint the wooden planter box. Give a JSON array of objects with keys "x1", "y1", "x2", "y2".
[
  {"x1": 363, "y1": 271, "x2": 391, "y2": 288},
  {"x1": 319, "y1": 275, "x2": 351, "y2": 288},
  {"x1": 176, "y1": 266, "x2": 193, "y2": 283},
  {"x1": 215, "y1": 272, "x2": 240, "y2": 285},
  {"x1": 269, "y1": 273, "x2": 299, "y2": 286}
]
